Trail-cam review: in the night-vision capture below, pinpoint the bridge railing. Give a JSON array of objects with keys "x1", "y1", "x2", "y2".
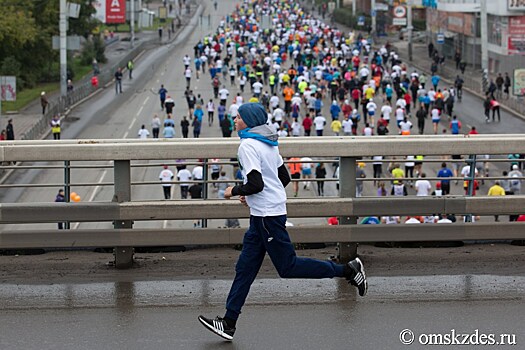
[{"x1": 1, "y1": 135, "x2": 524, "y2": 268}]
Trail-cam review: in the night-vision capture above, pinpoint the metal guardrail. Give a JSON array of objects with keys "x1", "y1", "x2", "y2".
[
  {"x1": 1, "y1": 136, "x2": 525, "y2": 268},
  {"x1": 3, "y1": 134, "x2": 525, "y2": 161},
  {"x1": 1, "y1": 196, "x2": 524, "y2": 223},
  {"x1": 1, "y1": 223, "x2": 524, "y2": 249}
]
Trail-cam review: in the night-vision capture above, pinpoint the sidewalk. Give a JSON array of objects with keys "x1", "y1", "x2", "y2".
[{"x1": 0, "y1": 0, "x2": 201, "y2": 142}]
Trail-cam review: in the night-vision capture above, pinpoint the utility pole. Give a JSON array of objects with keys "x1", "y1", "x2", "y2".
[
  {"x1": 137, "y1": 0, "x2": 142, "y2": 30},
  {"x1": 480, "y1": 0, "x2": 488, "y2": 72},
  {"x1": 407, "y1": 0, "x2": 413, "y2": 61},
  {"x1": 371, "y1": 0, "x2": 376, "y2": 35},
  {"x1": 59, "y1": 0, "x2": 67, "y2": 97},
  {"x1": 352, "y1": 0, "x2": 356, "y2": 16},
  {"x1": 130, "y1": 0, "x2": 135, "y2": 48}
]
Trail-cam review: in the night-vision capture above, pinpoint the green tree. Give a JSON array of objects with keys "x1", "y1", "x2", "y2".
[
  {"x1": 0, "y1": 0, "x2": 102, "y2": 88},
  {"x1": 0, "y1": 1, "x2": 38, "y2": 58},
  {"x1": 68, "y1": 0, "x2": 99, "y2": 39}
]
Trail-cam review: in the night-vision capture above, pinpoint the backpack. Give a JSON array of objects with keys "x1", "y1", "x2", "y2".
[{"x1": 511, "y1": 173, "x2": 520, "y2": 188}]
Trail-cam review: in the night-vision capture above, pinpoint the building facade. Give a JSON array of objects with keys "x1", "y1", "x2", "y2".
[{"x1": 425, "y1": 0, "x2": 525, "y2": 74}]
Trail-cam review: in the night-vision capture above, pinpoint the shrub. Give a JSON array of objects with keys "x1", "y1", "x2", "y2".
[{"x1": 80, "y1": 36, "x2": 107, "y2": 66}]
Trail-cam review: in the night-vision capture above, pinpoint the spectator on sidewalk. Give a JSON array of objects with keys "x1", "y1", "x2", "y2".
[
  {"x1": 454, "y1": 50, "x2": 462, "y2": 70},
  {"x1": 40, "y1": 91, "x2": 49, "y2": 115},
  {"x1": 459, "y1": 60, "x2": 467, "y2": 75},
  {"x1": 490, "y1": 98, "x2": 501, "y2": 122},
  {"x1": 55, "y1": 189, "x2": 65, "y2": 229},
  {"x1": 6, "y1": 119, "x2": 14, "y2": 140},
  {"x1": 114, "y1": 68, "x2": 123, "y2": 94},
  {"x1": 127, "y1": 59, "x2": 134, "y2": 79},
  {"x1": 504, "y1": 72, "x2": 511, "y2": 99},
  {"x1": 495, "y1": 73, "x2": 504, "y2": 99},
  {"x1": 50, "y1": 114, "x2": 61, "y2": 140},
  {"x1": 428, "y1": 43, "x2": 434, "y2": 58}
]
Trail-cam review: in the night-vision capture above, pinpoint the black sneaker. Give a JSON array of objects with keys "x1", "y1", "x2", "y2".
[
  {"x1": 346, "y1": 257, "x2": 368, "y2": 296},
  {"x1": 198, "y1": 315, "x2": 235, "y2": 341}
]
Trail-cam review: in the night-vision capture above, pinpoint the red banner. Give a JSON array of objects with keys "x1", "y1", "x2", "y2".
[
  {"x1": 106, "y1": 0, "x2": 126, "y2": 24},
  {"x1": 509, "y1": 16, "x2": 525, "y2": 35}
]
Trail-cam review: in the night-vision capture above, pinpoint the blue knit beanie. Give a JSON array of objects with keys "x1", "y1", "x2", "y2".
[{"x1": 238, "y1": 103, "x2": 267, "y2": 128}]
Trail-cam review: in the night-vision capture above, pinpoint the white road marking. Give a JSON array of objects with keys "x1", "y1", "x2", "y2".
[
  {"x1": 137, "y1": 105, "x2": 144, "y2": 116},
  {"x1": 123, "y1": 131, "x2": 129, "y2": 138},
  {"x1": 143, "y1": 96, "x2": 150, "y2": 105},
  {"x1": 88, "y1": 170, "x2": 108, "y2": 202},
  {"x1": 128, "y1": 117, "x2": 137, "y2": 130},
  {"x1": 71, "y1": 170, "x2": 107, "y2": 230}
]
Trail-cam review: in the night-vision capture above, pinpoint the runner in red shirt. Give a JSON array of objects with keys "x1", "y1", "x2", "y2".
[{"x1": 302, "y1": 114, "x2": 313, "y2": 136}]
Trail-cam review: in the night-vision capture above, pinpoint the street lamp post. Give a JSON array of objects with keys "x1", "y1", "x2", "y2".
[
  {"x1": 480, "y1": 0, "x2": 488, "y2": 72},
  {"x1": 130, "y1": 0, "x2": 135, "y2": 48},
  {"x1": 59, "y1": 0, "x2": 67, "y2": 97},
  {"x1": 371, "y1": 0, "x2": 376, "y2": 35}
]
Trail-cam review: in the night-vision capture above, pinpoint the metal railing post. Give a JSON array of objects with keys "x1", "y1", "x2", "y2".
[
  {"x1": 338, "y1": 156, "x2": 358, "y2": 263},
  {"x1": 202, "y1": 158, "x2": 208, "y2": 228},
  {"x1": 465, "y1": 155, "x2": 477, "y2": 223},
  {"x1": 64, "y1": 161, "x2": 71, "y2": 230},
  {"x1": 113, "y1": 160, "x2": 133, "y2": 268}
]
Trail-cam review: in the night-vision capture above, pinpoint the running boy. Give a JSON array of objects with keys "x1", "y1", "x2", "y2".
[{"x1": 198, "y1": 103, "x2": 368, "y2": 341}]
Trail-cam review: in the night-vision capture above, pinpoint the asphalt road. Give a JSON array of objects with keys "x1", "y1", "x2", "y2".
[{"x1": 0, "y1": 276, "x2": 523, "y2": 349}]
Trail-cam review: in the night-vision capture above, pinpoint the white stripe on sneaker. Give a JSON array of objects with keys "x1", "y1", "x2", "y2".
[{"x1": 201, "y1": 317, "x2": 233, "y2": 341}]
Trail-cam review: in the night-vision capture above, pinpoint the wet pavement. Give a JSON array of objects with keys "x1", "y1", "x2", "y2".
[{"x1": 0, "y1": 276, "x2": 523, "y2": 349}]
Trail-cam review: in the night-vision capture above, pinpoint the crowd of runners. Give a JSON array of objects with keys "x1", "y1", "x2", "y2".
[{"x1": 145, "y1": 0, "x2": 523, "y2": 221}]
